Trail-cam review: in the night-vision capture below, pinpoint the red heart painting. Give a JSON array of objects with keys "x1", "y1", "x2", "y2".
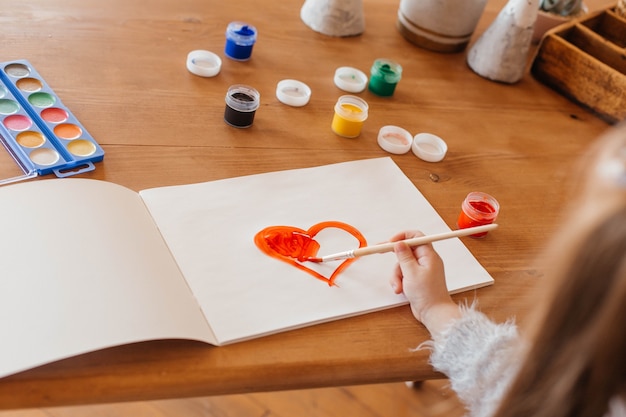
[{"x1": 254, "y1": 221, "x2": 367, "y2": 286}]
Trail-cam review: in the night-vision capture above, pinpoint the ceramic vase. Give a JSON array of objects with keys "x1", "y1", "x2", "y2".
[
  {"x1": 467, "y1": 0, "x2": 540, "y2": 83},
  {"x1": 300, "y1": 0, "x2": 365, "y2": 37},
  {"x1": 396, "y1": 0, "x2": 489, "y2": 53}
]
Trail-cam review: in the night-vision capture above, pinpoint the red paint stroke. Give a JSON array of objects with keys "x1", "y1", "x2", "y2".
[{"x1": 254, "y1": 221, "x2": 367, "y2": 286}]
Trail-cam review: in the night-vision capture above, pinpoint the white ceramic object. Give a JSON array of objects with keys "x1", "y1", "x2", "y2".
[
  {"x1": 300, "y1": 0, "x2": 365, "y2": 37},
  {"x1": 397, "y1": 0, "x2": 488, "y2": 52},
  {"x1": 467, "y1": 0, "x2": 539, "y2": 83}
]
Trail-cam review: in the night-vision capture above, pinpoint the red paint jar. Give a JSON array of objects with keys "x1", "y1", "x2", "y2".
[{"x1": 457, "y1": 192, "x2": 499, "y2": 238}]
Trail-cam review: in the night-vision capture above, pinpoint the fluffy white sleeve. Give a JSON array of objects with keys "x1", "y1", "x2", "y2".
[{"x1": 425, "y1": 306, "x2": 522, "y2": 417}]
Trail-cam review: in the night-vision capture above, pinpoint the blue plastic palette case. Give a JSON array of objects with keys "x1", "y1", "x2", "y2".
[{"x1": 0, "y1": 59, "x2": 104, "y2": 185}]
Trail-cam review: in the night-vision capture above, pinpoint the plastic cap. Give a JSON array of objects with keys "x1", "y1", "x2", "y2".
[
  {"x1": 377, "y1": 125, "x2": 412, "y2": 154},
  {"x1": 186, "y1": 50, "x2": 222, "y2": 77},
  {"x1": 276, "y1": 79, "x2": 311, "y2": 107},
  {"x1": 412, "y1": 133, "x2": 448, "y2": 162},
  {"x1": 334, "y1": 67, "x2": 368, "y2": 93}
]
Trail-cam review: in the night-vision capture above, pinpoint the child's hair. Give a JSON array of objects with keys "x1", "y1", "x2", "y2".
[{"x1": 492, "y1": 123, "x2": 626, "y2": 417}]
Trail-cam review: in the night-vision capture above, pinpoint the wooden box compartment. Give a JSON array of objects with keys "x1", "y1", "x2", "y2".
[{"x1": 531, "y1": 7, "x2": 626, "y2": 123}]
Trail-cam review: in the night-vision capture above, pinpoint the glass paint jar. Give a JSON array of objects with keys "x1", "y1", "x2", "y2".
[
  {"x1": 368, "y1": 59, "x2": 402, "y2": 97},
  {"x1": 224, "y1": 22, "x2": 257, "y2": 61},
  {"x1": 457, "y1": 192, "x2": 500, "y2": 237},
  {"x1": 331, "y1": 95, "x2": 368, "y2": 138},
  {"x1": 224, "y1": 85, "x2": 260, "y2": 128}
]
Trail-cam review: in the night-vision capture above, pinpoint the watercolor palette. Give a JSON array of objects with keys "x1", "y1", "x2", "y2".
[{"x1": 0, "y1": 59, "x2": 104, "y2": 185}]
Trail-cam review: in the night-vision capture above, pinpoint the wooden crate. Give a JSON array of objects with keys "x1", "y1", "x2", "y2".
[{"x1": 531, "y1": 7, "x2": 626, "y2": 124}]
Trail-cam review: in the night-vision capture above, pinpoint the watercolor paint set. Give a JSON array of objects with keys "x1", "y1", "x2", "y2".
[{"x1": 0, "y1": 59, "x2": 104, "y2": 185}]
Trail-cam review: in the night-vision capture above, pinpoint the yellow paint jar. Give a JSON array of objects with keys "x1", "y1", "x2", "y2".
[{"x1": 331, "y1": 95, "x2": 368, "y2": 138}]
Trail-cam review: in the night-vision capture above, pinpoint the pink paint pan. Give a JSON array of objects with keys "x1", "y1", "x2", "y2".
[{"x1": 0, "y1": 59, "x2": 104, "y2": 185}]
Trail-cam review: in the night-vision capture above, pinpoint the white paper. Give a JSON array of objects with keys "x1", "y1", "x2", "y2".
[
  {"x1": 140, "y1": 158, "x2": 493, "y2": 345},
  {"x1": 0, "y1": 158, "x2": 493, "y2": 378},
  {"x1": 0, "y1": 179, "x2": 214, "y2": 378}
]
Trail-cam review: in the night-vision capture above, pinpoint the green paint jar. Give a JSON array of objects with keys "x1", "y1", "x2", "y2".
[{"x1": 368, "y1": 59, "x2": 402, "y2": 97}]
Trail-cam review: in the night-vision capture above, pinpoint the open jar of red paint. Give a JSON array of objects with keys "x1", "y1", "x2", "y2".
[{"x1": 457, "y1": 192, "x2": 499, "y2": 238}]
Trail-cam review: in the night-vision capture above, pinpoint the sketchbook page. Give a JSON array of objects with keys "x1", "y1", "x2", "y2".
[
  {"x1": 140, "y1": 158, "x2": 493, "y2": 345},
  {"x1": 0, "y1": 179, "x2": 215, "y2": 378}
]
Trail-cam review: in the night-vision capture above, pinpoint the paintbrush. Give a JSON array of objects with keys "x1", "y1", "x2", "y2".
[{"x1": 308, "y1": 223, "x2": 498, "y2": 263}]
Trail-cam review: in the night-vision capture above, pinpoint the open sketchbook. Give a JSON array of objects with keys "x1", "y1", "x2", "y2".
[{"x1": 0, "y1": 157, "x2": 494, "y2": 378}]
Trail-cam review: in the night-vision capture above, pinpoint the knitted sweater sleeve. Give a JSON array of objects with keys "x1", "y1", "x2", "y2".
[{"x1": 426, "y1": 306, "x2": 522, "y2": 417}]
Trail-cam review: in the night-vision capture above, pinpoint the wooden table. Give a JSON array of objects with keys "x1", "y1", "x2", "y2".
[{"x1": 0, "y1": 0, "x2": 615, "y2": 409}]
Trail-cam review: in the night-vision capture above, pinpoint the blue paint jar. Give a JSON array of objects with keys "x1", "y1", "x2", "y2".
[{"x1": 224, "y1": 22, "x2": 257, "y2": 61}]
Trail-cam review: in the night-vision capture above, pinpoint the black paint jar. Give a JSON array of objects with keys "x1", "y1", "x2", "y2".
[{"x1": 224, "y1": 85, "x2": 260, "y2": 128}]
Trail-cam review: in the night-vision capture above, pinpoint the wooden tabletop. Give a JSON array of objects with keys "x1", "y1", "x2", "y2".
[{"x1": 0, "y1": 0, "x2": 616, "y2": 409}]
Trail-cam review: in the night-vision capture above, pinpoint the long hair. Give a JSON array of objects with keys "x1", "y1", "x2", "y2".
[{"x1": 491, "y1": 124, "x2": 626, "y2": 417}]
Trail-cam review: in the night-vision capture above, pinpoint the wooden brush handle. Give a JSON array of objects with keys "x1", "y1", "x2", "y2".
[{"x1": 353, "y1": 223, "x2": 498, "y2": 257}]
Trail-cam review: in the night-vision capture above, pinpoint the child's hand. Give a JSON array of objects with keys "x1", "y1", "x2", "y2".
[{"x1": 390, "y1": 231, "x2": 461, "y2": 336}]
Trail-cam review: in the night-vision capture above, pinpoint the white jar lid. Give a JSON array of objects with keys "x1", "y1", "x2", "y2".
[
  {"x1": 276, "y1": 79, "x2": 312, "y2": 107},
  {"x1": 412, "y1": 133, "x2": 448, "y2": 162},
  {"x1": 377, "y1": 125, "x2": 412, "y2": 154},
  {"x1": 186, "y1": 50, "x2": 222, "y2": 77},
  {"x1": 334, "y1": 66, "x2": 368, "y2": 93}
]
